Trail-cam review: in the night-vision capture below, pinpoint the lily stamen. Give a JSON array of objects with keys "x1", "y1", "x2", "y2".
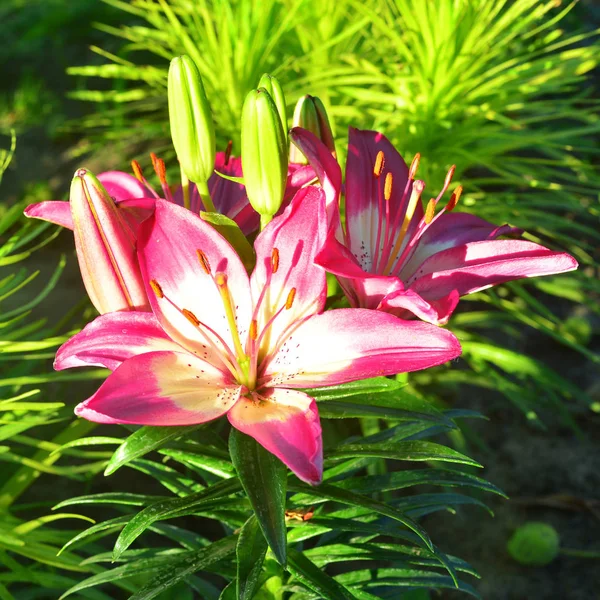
[
  {"x1": 151, "y1": 152, "x2": 174, "y2": 204},
  {"x1": 215, "y1": 272, "x2": 246, "y2": 362},
  {"x1": 131, "y1": 160, "x2": 144, "y2": 184},
  {"x1": 150, "y1": 281, "x2": 240, "y2": 376},
  {"x1": 373, "y1": 151, "x2": 385, "y2": 177},
  {"x1": 383, "y1": 179, "x2": 425, "y2": 274},
  {"x1": 149, "y1": 279, "x2": 164, "y2": 299},
  {"x1": 446, "y1": 185, "x2": 462, "y2": 211},
  {"x1": 379, "y1": 152, "x2": 421, "y2": 269},
  {"x1": 271, "y1": 248, "x2": 280, "y2": 274},
  {"x1": 224, "y1": 140, "x2": 233, "y2": 166},
  {"x1": 197, "y1": 249, "x2": 212, "y2": 275},
  {"x1": 129, "y1": 160, "x2": 159, "y2": 200}
]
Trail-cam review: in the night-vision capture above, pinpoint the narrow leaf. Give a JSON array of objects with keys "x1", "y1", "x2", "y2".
[
  {"x1": 287, "y1": 548, "x2": 357, "y2": 599},
  {"x1": 229, "y1": 428, "x2": 287, "y2": 566},
  {"x1": 237, "y1": 516, "x2": 268, "y2": 600},
  {"x1": 105, "y1": 425, "x2": 200, "y2": 475}
]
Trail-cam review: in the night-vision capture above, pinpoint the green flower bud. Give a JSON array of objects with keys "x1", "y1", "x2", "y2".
[
  {"x1": 168, "y1": 55, "x2": 216, "y2": 184},
  {"x1": 258, "y1": 73, "x2": 287, "y2": 140},
  {"x1": 241, "y1": 88, "x2": 288, "y2": 226},
  {"x1": 507, "y1": 522, "x2": 560, "y2": 566},
  {"x1": 289, "y1": 94, "x2": 336, "y2": 164}
]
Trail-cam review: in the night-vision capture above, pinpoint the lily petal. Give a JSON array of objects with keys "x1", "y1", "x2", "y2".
[
  {"x1": 345, "y1": 128, "x2": 414, "y2": 269},
  {"x1": 24, "y1": 201, "x2": 73, "y2": 230},
  {"x1": 116, "y1": 198, "x2": 157, "y2": 233},
  {"x1": 399, "y1": 212, "x2": 521, "y2": 281},
  {"x1": 251, "y1": 186, "x2": 327, "y2": 348},
  {"x1": 379, "y1": 287, "x2": 460, "y2": 326},
  {"x1": 284, "y1": 163, "x2": 317, "y2": 200},
  {"x1": 98, "y1": 171, "x2": 154, "y2": 200},
  {"x1": 409, "y1": 239, "x2": 579, "y2": 300},
  {"x1": 261, "y1": 308, "x2": 461, "y2": 388},
  {"x1": 315, "y1": 234, "x2": 403, "y2": 309},
  {"x1": 75, "y1": 351, "x2": 241, "y2": 425},
  {"x1": 55, "y1": 311, "x2": 183, "y2": 371},
  {"x1": 137, "y1": 199, "x2": 252, "y2": 365},
  {"x1": 290, "y1": 127, "x2": 342, "y2": 233},
  {"x1": 228, "y1": 388, "x2": 322, "y2": 485}
]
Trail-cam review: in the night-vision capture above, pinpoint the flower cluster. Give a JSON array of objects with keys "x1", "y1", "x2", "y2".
[{"x1": 25, "y1": 65, "x2": 576, "y2": 485}]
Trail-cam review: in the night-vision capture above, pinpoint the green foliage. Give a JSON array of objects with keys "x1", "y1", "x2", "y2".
[
  {"x1": 32, "y1": 378, "x2": 501, "y2": 598},
  {"x1": 0, "y1": 134, "x2": 112, "y2": 599}
]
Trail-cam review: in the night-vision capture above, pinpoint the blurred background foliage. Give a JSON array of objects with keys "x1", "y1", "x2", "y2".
[{"x1": 0, "y1": 0, "x2": 599, "y2": 598}]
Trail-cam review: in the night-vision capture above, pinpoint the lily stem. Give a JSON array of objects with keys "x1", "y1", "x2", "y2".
[
  {"x1": 260, "y1": 213, "x2": 273, "y2": 230},
  {"x1": 196, "y1": 180, "x2": 216, "y2": 213},
  {"x1": 180, "y1": 166, "x2": 191, "y2": 210}
]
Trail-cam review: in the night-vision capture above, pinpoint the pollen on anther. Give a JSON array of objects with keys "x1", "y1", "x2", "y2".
[
  {"x1": 271, "y1": 248, "x2": 280, "y2": 274},
  {"x1": 285, "y1": 287, "x2": 296, "y2": 310},
  {"x1": 182, "y1": 309, "x2": 200, "y2": 326},
  {"x1": 197, "y1": 249, "x2": 211, "y2": 274},
  {"x1": 424, "y1": 199, "x2": 436, "y2": 224},
  {"x1": 384, "y1": 172, "x2": 393, "y2": 201},
  {"x1": 249, "y1": 319, "x2": 258, "y2": 341},
  {"x1": 131, "y1": 160, "x2": 144, "y2": 182},
  {"x1": 149, "y1": 279, "x2": 164, "y2": 299},
  {"x1": 224, "y1": 140, "x2": 233, "y2": 165},
  {"x1": 151, "y1": 153, "x2": 167, "y2": 185},
  {"x1": 373, "y1": 151, "x2": 385, "y2": 177},
  {"x1": 409, "y1": 153, "x2": 421, "y2": 179},
  {"x1": 444, "y1": 165, "x2": 456, "y2": 188},
  {"x1": 446, "y1": 185, "x2": 462, "y2": 211}
]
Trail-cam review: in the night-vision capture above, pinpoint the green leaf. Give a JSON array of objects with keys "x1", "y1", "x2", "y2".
[
  {"x1": 129, "y1": 536, "x2": 238, "y2": 600},
  {"x1": 229, "y1": 428, "x2": 287, "y2": 566},
  {"x1": 237, "y1": 516, "x2": 268, "y2": 600},
  {"x1": 200, "y1": 211, "x2": 255, "y2": 271},
  {"x1": 316, "y1": 389, "x2": 452, "y2": 426},
  {"x1": 289, "y1": 482, "x2": 432, "y2": 551},
  {"x1": 213, "y1": 170, "x2": 244, "y2": 185},
  {"x1": 113, "y1": 478, "x2": 242, "y2": 560},
  {"x1": 59, "y1": 551, "x2": 196, "y2": 598},
  {"x1": 105, "y1": 425, "x2": 201, "y2": 475},
  {"x1": 219, "y1": 581, "x2": 236, "y2": 600},
  {"x1": 306, "y1": 377, "x2": 403, "y2": 400},
  {"x1": 54, "y1": 492, "x2": 168, "y2": 509},
  {"x1": 333, "y1": 468, "x2": 505, "y2": 497},
  {"x1": 326, "y1": 441, "x2": 482, "y2": 468},
  {"x1": 58, "y1": 515, "x2": 131, "y2": 555},
  {"x1": 287, "y1": 548, "x2": 357, "y2": 599}
]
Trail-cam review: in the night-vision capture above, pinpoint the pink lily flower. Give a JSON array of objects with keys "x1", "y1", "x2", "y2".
[
  {"x1": 54, "y1": 190, "x2": 461, "y2": 484},
  {"x1": 291, "y1": 127, "x2": 578, "y2": 325},
  {"x1": 24, "y1": 169, "x2": 152, "y2": 314}
]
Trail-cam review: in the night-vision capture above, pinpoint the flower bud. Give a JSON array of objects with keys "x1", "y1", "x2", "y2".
[
  {"x1": 289, "y1": 94, "x2": 335, "y2": 164},
  {"x1": 70, "y1": 169, "x2": 149, "y2": 314},
  {"x1": 168, "y1": 55, "x2": 216, "y2": 184},
  {"x1": 258, "y1": 73, "x2": 287, "y2": 140},
  {"x1": 241, "y1": 88, "x2": 288, "y2": 223}
]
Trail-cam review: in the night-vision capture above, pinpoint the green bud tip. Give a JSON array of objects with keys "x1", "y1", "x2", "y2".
[
  {"x1": 258, "y1": 73, "x2": 287, "y2": 139},
  {"x1": 241, "y1": 87, "x2": 288, "y2": 223},
  {"x1": 168, "y1": 55, "x2": 216, "y2": 185},
  {"x1": 289, "y1": 94, "x2": 335, "y2": 164}
]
